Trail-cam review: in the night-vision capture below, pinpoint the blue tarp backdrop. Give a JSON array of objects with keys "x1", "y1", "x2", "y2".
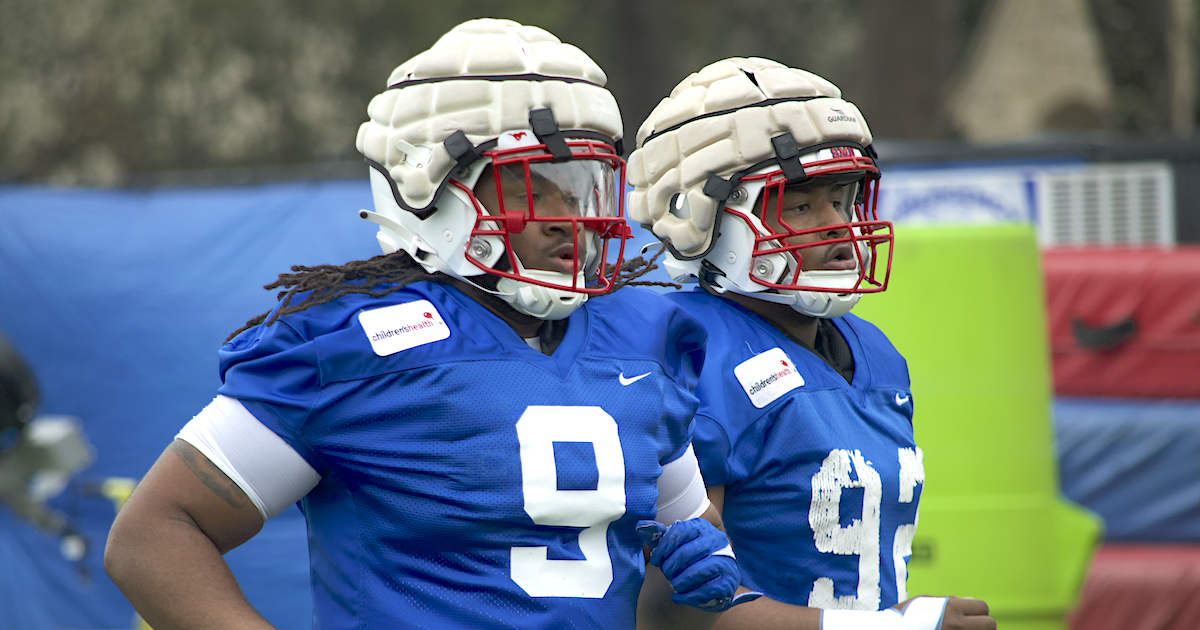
[{"x1": 0, "y1": 180, "x2": 382, "y2": 629}]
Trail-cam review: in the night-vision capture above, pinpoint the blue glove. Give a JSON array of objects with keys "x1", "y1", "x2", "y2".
[{"x1": 636, "y1": 519, "x2": 763, "y2": 612}]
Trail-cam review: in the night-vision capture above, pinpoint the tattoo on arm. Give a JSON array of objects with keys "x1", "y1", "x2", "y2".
[{"x1": 169, "y1": 441, "x2": 251, "y2": 510}]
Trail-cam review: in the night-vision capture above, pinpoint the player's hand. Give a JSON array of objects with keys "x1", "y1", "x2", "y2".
[
  {"x1": 894, "y1": 595, "x2": 995, "y2": 630},
  {"x1": 635, "y1": 519, "x2": 762, "y2": 612},
  {"x1": 939, "y1": 596, "x2": 995, "y2": 630}
]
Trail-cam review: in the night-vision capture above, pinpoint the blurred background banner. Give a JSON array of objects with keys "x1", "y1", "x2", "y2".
[
  {"x1": 2, "y1": 0, "x2": 1199, "y2": 629},
  {"x1": 876, "y1": 164, "x2": 1049, "y2": 226}
]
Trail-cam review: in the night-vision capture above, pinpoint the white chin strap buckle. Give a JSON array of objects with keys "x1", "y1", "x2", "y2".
[{"x1": 495, "y1": 267, "x2": 588, "y2": 320}]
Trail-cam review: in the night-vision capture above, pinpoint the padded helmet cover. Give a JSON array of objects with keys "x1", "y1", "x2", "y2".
[
  {"x1": 355, "y1": 18, "x2": 623, "y2": 213},
  {"x1": 627, "y1": 57, "x2": 873, "y2": 258}
]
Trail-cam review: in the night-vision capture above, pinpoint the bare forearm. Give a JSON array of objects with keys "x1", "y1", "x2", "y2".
[
  {"x1": 105, "y1": 514, "x2": 272, "y2": 630},
  {"x1": 709, "y1": 592, "x2": 820, "y2": 630},
  {"x1": 636, "y1": 563, "x2": 719, "y2": 630}
]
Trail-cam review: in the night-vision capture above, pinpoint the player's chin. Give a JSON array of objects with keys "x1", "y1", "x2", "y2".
[
  {"x1": 527, "y1": 257, "x2": 578, "y2": 276},
  {"x1": 822, "y1": 259, "x2": 859, "y2": 271}
]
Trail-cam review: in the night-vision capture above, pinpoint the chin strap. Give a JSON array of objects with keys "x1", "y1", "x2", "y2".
[
  {"x1": 716, "y1": 267, "x2": 862, "y2": 319},
  {"x1": 788, "y1": 288, "x2": 859, "y2": 319},
  {"x1": 420, "y1": 259, "x2": 585, "y2": 321},
  {"x1": 495, "y1": 267, "x2": 587, "y2": 320}
]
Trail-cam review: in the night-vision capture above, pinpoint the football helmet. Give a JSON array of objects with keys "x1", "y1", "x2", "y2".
[
  {"x1": 356, "y1": 18, "x2": 629, "y2": 319},
  {"x1": 627, "y1": 57, "x2": 892, "y2": 318}
]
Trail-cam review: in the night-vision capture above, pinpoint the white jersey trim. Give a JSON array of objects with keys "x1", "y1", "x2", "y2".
[
  {"x1": 177, "y1": 395, "x2": 321, "y2": 522},
  {"x1": 655, "y1": 444, "x2": 712, "y2": 524}
]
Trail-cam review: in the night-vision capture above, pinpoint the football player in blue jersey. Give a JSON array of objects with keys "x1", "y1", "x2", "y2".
[
  {"x1": 627, "y1": 58, "x2": 997, "y2": 630},
  {"x1": 103, "y1": 20, "x2": 752, "y2": 630}
]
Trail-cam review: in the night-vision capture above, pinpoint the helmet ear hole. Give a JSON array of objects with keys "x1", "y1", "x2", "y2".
[{"x1": 669, "y1": 193, "x2": 691, "y2": 220}]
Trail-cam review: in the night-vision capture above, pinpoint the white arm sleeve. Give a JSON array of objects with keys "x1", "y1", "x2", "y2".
[
  {"x1": 176, "y1": 395, "x2": 321, "y2": 521},
  {"x1": 655, "y1": 444, "x2": 712, "y2": 524}
]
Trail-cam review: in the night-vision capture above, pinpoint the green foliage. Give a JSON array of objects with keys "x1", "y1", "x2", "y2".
[
  {"x1": 2, "y1": 0, "x2": 1186, "y2": 185},
  {"x1": 0, "y1": 0, "x2": 868, "y2": 185}
]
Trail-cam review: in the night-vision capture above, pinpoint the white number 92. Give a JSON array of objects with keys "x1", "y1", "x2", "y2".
[{"x1": 809, "y1": 447, "x2": 925, "y2": 610}]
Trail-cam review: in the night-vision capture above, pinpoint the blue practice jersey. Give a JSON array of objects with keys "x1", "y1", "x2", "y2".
[
  {"x1": 668, "y1": 289, "x2": 922, "y2": 611},
  {"x1": 217, "y1": 282, "x2": 705, "y2": 630}
]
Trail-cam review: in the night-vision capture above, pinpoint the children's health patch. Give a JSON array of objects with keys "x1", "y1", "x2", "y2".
[
  {"x1": 734, "y1": 347, "x2": 805, "y2": 408},
  {"x1": 358, "y1": 300, "x2": 450, "y2": 356}
]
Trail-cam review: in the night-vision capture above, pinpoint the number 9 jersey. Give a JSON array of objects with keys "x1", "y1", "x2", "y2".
[
  {"x1": 199, "y1": 282, "x2": 707, "y2": 630},
  {"x1": 670, "y1": 289, "x2": 924, "y2": 611}
]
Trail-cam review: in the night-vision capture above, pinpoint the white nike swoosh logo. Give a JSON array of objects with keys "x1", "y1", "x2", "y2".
[
  {"x1": 619, "y1": 372, "x2": 652, "y2": 386},
  {"x1": 895, "y1": 393, "x2": 910, "y2": 406}
]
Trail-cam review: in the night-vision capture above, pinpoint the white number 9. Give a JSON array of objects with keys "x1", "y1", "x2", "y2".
[{"x1": 512, "y1": 406, "x2": 628, "y2": 598}]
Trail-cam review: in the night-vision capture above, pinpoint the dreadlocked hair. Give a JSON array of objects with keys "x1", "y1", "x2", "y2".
[
  {"x1": 226, "y1": 245, "x2": 680, "y2": 344},
  {"x1": 606, "y1": 244, "x2": 682, "y2": 291},
  {"x1": 225, "y1": 250, "x2": 444, "y2": 343}
]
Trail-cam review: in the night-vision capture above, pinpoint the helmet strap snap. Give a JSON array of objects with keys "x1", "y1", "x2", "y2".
[
  {"x1": 771, "y1": 133, "x2": 807, "y2": 183},
  {"x1": 529, "y1": 108, "x2": 572, "y2": 162},
  {"x1": 444, "y1": 131, "x2": 483, "y2": 173}
]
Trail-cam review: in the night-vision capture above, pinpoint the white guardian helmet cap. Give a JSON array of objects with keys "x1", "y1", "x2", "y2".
[
  {"x1": 355, "y1": 18, "x2": 629, "y2": 319},
  {"x1": 627, "y1": 57, "x2": 892, "y2": 318}
]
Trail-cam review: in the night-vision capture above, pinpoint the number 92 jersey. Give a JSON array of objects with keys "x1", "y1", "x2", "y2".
[
  {"x1": 667, "y1": 290, "x2": 924, "y2": 611},
  {"x1": 216, "y1": 282, "x2": 705, "y2": 630}
]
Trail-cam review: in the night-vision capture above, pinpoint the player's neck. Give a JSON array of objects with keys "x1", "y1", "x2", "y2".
[
  {"x1": 449, "y1": 278, "x2": 545, "y2": 339},
  {"x1": 720, "y1": 291, "x2": 819, "y2": 348}
]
